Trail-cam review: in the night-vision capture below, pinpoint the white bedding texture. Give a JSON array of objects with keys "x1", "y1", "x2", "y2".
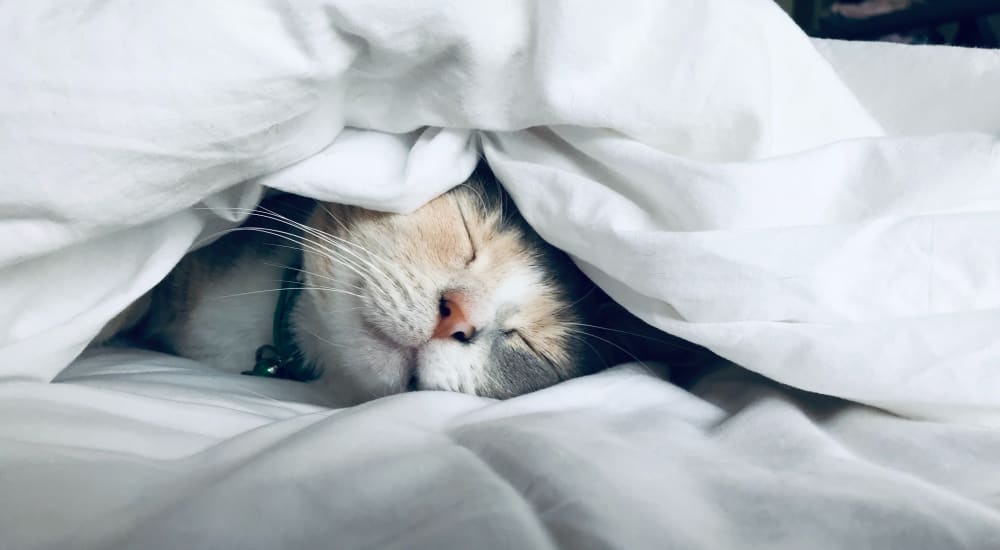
[{"x1": 2, "y1": 1, "x2": 999, "y2": 549}]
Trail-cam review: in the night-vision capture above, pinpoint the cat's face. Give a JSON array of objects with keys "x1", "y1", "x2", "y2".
[{"x1": 293, "y1": 170, "x2": 600, "y2": 404}]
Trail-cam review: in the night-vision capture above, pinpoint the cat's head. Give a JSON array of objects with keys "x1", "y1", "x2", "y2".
[{"x1": 292, "y1": 165, "x2": 607, "y2": 404}]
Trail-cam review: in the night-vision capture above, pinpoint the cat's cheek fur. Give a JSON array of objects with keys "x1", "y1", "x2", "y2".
[{"x1": 291, "y1": 288, "x2": 397, "y2": 404}]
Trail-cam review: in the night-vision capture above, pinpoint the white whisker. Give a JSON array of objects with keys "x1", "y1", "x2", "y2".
[
  {"x1": 564, "y1": 332, "x2": 609, "y2": 370},
  {"x1": 563, "y1": 322, "x2": 701, "y2": 351},
  {"x1": 301, "y1": 325, "x2": 351, "y2": 349},
  {"x1": 208, "y1": 286, "x2": 365, "y2": 301},
  {"x1": 254, "y1": 205, "x2": 397, "y2": 282},
  {"x1": 565, "y1": 327, "x2": 654, "y2": 376}
]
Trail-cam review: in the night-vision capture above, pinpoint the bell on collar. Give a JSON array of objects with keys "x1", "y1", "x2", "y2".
[{"x1": 243, "y1": 344, "x2": 284, "y2": 378}]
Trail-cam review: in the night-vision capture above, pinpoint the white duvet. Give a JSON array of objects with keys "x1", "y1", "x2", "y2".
[{"x1": 2, "y1": 0, "x2": 1000, "y2": 548}]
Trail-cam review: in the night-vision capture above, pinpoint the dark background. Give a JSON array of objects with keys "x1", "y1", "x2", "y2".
[{"x1": 776, "y1": 0, "x2": 1000, "y2": 47}]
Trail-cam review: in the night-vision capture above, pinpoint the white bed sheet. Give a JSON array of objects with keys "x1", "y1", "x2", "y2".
[{"x1": 2, "y1": 349, "x2": 998, "y2": 549}]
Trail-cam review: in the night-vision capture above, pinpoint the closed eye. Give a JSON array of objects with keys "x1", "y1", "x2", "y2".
[
  {"x1": 506, "y1": 329, "x2": 535, "y2": 352},
  {"x1": 455, "y1": 199, "x2": 477, "y2": 265},
  {"x1": 506, "y1": 328, "x2": 559, "y2": 371}
]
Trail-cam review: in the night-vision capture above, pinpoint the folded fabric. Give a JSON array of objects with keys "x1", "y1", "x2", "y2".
[
  {"x1": 4, "y1": 349, "x2": 1000, "y2": 549},
  {"x1": 1, "y1": 0, "x2": 999, "y2": 423}
]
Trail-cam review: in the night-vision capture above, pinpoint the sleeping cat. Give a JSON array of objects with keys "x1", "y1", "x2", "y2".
[{"x1": 99, "y1": 164, "x2": 649, "y2": 405}]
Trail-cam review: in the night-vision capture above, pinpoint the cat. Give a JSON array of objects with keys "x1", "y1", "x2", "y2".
[
  {"x1": 97, "y1": 165, "x2": 608, "y2": 405},
  {"x1": 98, "y1": 164, "x2": 700, "y2": 405}
]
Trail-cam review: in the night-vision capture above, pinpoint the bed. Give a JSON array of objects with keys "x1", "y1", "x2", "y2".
[{"x1": 2, "y1": 1, "x2": 1000, "y2": 548}]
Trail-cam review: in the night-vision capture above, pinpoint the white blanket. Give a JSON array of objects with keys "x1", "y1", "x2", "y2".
[
  {"x1": 2, "y1": 0, "x2": 1000, "y2": 547},
  {"x1": 1, "y1": 349, "x2": 998, "y2": 549}
]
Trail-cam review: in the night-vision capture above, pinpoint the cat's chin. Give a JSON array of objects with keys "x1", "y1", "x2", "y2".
[{"x1": 295, "y1": 302, "x2": 495, "y2": 404}]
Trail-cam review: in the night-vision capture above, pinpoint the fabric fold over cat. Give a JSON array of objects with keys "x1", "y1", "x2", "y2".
[{"x1": 2, "y1": 0, "x2": 1000, "y2": 422}]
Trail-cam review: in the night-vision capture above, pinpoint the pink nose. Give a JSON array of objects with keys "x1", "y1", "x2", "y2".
[{"x1": 434, "y1": 293, "x2": 476, "y2": 342}]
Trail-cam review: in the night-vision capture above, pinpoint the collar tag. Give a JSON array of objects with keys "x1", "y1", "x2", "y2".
[{"x1": 243, "y1": 344, "x2": 284, "y2": 378}]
